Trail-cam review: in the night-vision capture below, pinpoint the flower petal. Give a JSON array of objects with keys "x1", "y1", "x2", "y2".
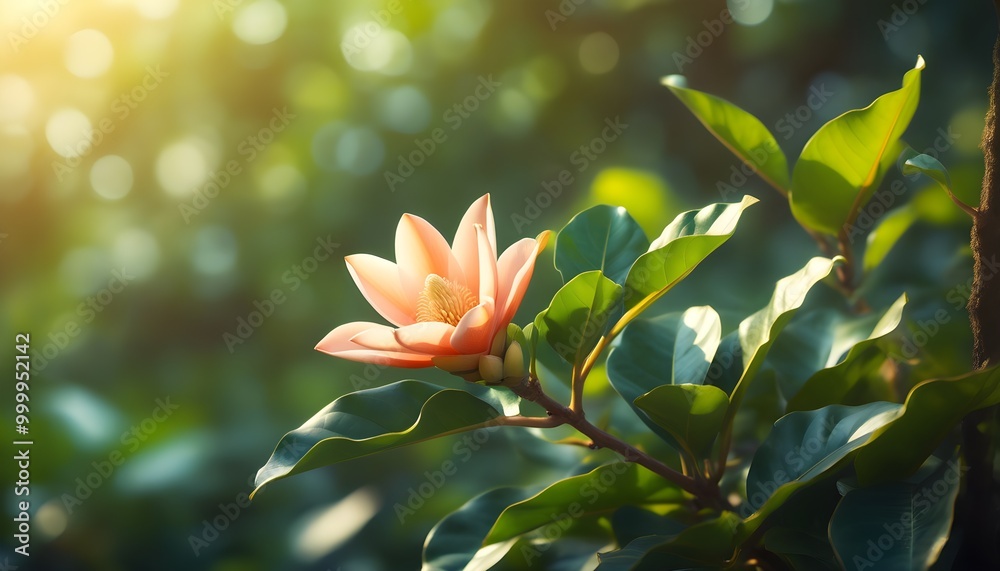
[
  {"x1": 396, "y1": 213, "x2": 464, "y2": 304},
  {"x1": 345, "y1": 254, "x2": 415, "y2": 327},
  {"x1": 475, "y1": 224, "x2": 498, "y2": 302},
  {"x1": 315, "y1": 322, "x2": 433, "y2": 368},
  {"x1": 393, "y1": 322, "x2": 458, "y2": 354},
  {"x1": 496, "y1": 231, "x2": 551, "y2": 326},
  {"x1": 452, "y1": 194, "x2": 497, "y2": 293},
  {"x1": 450, "y1": 297, "x2": 496, "y2": 354},
  {"x1": 349, "y1": 324, "x2": 407, "y2": 352}
]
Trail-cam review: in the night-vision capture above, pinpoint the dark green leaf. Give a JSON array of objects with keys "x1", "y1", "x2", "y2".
[
  {"x1": 253, "y1": 380, "x2": 508, "y2": 495},
  {"x1": 830, "y1": 456, "x2": 961, "y2": 570},
  {"x1": 535, "y1": 270, "x2": 623, "y2": 366},
  {"x1": 555, "y1": 205, "x2": 650, "y2": 284},
  {"x1": 423, "y1": 487, "x2": 534, "y2": 571},
  {"x1": 855, "y1": 366, "x2": 1000, "y2": 484},
  {"x1": 741, "y1": 402, "x2": 902, "y2": 538},
  {"x1": 483, "y1": 462, "x2": 687, "y2": 545},
  {"x1": 635, "y1": 384, "x2": 729, "y2": 460},
  {"x1": 786, "y1": 294, "x2": 906, "y2": 411}
]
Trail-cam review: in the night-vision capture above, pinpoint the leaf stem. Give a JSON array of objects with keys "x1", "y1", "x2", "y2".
[{"x1": 512, "y1": 375, "x2": 712, "y2": 499}]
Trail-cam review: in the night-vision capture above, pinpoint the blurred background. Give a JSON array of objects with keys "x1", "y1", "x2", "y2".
[{"x1": 0, "y1": 0, "x2": 995, "y2": 569}]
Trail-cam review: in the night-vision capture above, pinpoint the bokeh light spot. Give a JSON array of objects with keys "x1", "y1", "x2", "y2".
[
  {"x1": 0, "y1": 75, "x2": 35, "y2": 124},
  {"x1": 192, "y1": 226, "x2": 238, "y2": 276},
  {"x1": 343, "y1": 29, "x2": 412, "y2": 75},
  {"x1": 134, "y1": 0, "x2": 179, "y2": 20},
  {"x1": 45, "y1": 108, "x2": 92, "y2": 158},
  {"x1": 376, "y1": 85, "x2": 431, "y2": 134},
  {"x1": 156, "y1": 139, "x2": 210, "y2": 198},
  {"x1": 728, "y1": 0, "x2": 774, "y2": 26},
  {"x1": 233, "y1": 0, "x2": 288, "y2": 45},
  {"x1": 65, "y1": 29, "x2": 115, "y2": 78},
  {"x1": 90, "y1": 155, "x2": 134, "y2": 200},
  {"x1": 113, "y1": 228, "x2": 160, "y2": 280},
  {"x1": 579, "y1": 32, "x2": 620, "y2": 75},
  {"x1": 335, "y1": 126, "x2": 384, "y2": 175}
]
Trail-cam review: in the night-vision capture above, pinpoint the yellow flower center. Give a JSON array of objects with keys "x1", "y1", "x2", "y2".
[{"x1": 415, "y1": 274, "x2": 478, "y2": 326}]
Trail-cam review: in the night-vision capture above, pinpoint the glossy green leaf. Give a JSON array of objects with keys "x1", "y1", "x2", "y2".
[
  {"x1": 635, "y1": 384, "x2": 729, "y2": 459},
  {"x1": 663, "y1": 77, "x2": 790, "y2": 191},
  {"x1": 423, "y1": 487, "x2": 534, "y2": 571},
  {"x1": 791, "y1": 56, "x2": 924, "y2": 236},
  {"x1": 902, "y1": 153, "x2": 978, "y2": 216},
  {"x1": 535, "y1": 270, "x2": 623, "y2": 366},
  {"x1": 554, "y1": 205, "x2": 650, "y2": 284},
  {"x1": 855, "y1": 366, "x2": 1000, "y2": 484},
  {"x1": 724, "y1": 257, "x2": 841, "y2": 436},
  {"x1": 622, "y1": 196, "x2": 757, "y2": 319},
  {"x1": 253, "y1": 380, "x2": 509, "y2": 495},
  {"x1": 483, "y1": 462, "x2": 687, "y2": 545},
  {"x1": 787, "y1": 294, "x2": 907, "y2": 412},
  {"x1": 607, "y1": 307, "x2": 722, "y2": 447},
  {"x1": 830, "y1": 456, "x2": 961, "y2": 571},
  {"x1": 741, "y1": 402, "x2": 902, "y2": 538}
]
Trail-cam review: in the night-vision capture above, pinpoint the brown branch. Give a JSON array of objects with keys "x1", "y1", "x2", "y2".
[
  {"x1": 956, "y1": 9, "x2": 1000, "y2": 567},
  {"x1": 511, "y1": 376, "x2": 723, "y2": 502}
]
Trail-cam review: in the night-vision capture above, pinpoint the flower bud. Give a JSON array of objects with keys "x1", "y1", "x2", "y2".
[
  {"x1": 503, "y1": 341, "x2": 526, "y2": 381},
  {"x1": 479, "y1": 355, "x2": 505, "y2": 384},
  {"x1": 490, "y1": 328, "x2": 507, "y2": 357}
]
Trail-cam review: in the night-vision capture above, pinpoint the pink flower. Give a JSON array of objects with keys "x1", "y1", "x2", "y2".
[{"x1": 316, "y1": 195, "x2": 550, "y2": 370}]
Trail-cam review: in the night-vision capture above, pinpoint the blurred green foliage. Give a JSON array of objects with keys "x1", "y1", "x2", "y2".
[{"x1": 0, "y1": 0, "x2": 994, "y2": 569}]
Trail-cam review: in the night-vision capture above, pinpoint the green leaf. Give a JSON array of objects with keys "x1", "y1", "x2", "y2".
[
  {"x1": 483, "y1": 462, "x2": 687, "y2": 545},
  {"x1": 903, "y1": 153, "x2": 978, "y2": 216},
  {"x1": 863, "y1": 204, "x2": 918, "y2": 272},
  {"x1": 663, "y1": 76, "x2": 790, "y2": 191},
  {"x1": 762, "y1": 528, "x2": 841, "y2": 571},
  {"x1": 535, "y1": 270, "x2": 623, "y2": 366},
  {"x1": 855, "y1": 366, "x2": 1000, "y2": 484},
  {"x1": 830, "y1": 456, "x2": 961, "y2": 571},
  {"x1": 635, "y1": 384, "x2": 729, "y2": 460},
  {"x1": 597, "y1": 512, "x2": 741, "y2": 569},
  {"x1": 554, "y1": 205, "x2": 650, "y2": 284},
  {"x1": 621, "y1": 196, "x2": 757, "y2": 320},
  {"x1": 253, "y1": 380, "x2": 508, "y2": 495},
  {"x1": 741, "y1": 402, "x2": 902, "y2": 538},
  {"x1": 724, "y1": 257, "x2": 841, "y2": 437},
  {"x1": 786, "y1": 294, "x2": 907, "y2": 412},
  {"x1": 791, "y1": 56, "x2": 924, "y2": 236},
  {"x1": 607, "y1": 307, "x2": 722, "y2": 448},
  {"x1": 423, "y1": 487, "x2": 534, "y2": 571}
]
